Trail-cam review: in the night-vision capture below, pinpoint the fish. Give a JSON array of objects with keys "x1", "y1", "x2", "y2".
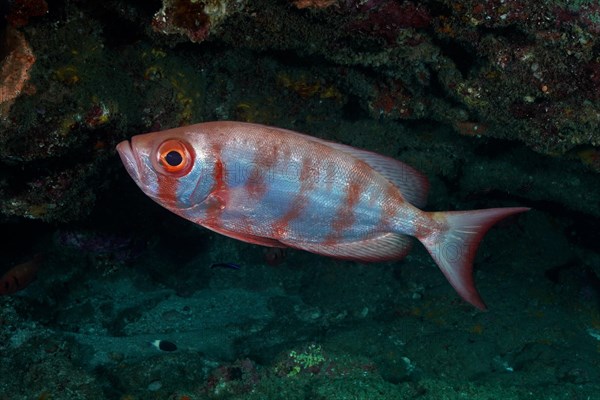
[
  {"x1": 210, "y1": 262, "x2": 241, "y2": 270},
  {"x1": 116, "y1": 121, "x2": 529, "y2": 309},
  {"x1": 0, "y1": 254, "x2": 42, "y2": 295}
]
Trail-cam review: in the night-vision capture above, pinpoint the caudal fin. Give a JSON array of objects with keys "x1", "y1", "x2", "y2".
[{"x1": 418, "y1": 207, "x2": 529, "y2": 310}]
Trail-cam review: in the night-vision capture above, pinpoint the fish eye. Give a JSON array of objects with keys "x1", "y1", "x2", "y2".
[{"x1": 156, "y1": 139, "x2": 194, "y2": 175}]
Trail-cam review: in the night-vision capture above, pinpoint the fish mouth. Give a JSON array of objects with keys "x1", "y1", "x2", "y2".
[{"x1": 116, "y1": 140, "x2": 141, "y2": 181}]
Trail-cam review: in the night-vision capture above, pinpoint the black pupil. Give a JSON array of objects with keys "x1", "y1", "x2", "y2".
[{"x1": 165, "y1": 150, "x2": 183, "y2": 166}]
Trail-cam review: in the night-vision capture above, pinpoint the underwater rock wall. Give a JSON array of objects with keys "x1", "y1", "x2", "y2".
[{"x1": 0, "y1": 0, "x2": 599, "y2": 223}]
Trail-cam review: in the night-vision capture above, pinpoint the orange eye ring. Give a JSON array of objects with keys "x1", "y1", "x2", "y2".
[{"x1": 156, "y1": 139, "x2": 194, "y2": 175}]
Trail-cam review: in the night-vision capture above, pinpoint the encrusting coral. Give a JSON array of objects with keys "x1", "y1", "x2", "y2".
[{"x1": 0, "y1": 27, "x2": 35, "y2": 119}]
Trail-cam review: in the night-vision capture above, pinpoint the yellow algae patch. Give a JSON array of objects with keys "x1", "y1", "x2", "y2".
[
  {"x1": 54, "y1": 65, "x2": 80, "y2": 85},
  {"x1": 277, "y1": 73, "x2": 343, "y2": 102},
  {"x1": 470, "y1": 323, "x2": 484, "y2": 334}
]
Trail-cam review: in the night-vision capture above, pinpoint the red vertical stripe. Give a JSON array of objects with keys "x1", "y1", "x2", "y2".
[
  {"x1": 157, "y1": 174, "x2": 179, "y2": 206},
  {"x1": 246, "y1": 143, "x2": 278, "y2": 201},
  {"x1": 272, "y1": 154, "x2": 319, "y2": 238},
  {"x1": 324, "y1": 160, "x2": 368, "y2": 245},
  {"x1": 205, "y1": 143, "x2": 228, "y2": 226}
]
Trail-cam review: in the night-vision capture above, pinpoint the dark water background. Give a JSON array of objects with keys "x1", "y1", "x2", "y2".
[{"x1": 1, "y1": 1, "x2": 599, "y2": 399}]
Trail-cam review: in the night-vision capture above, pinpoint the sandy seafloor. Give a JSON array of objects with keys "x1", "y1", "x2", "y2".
[{"x1": 1, "y1": 122, "x2": 599, "y2": 400}]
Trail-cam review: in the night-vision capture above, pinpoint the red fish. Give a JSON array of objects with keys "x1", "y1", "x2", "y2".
[
  {"x1": 116, "y1": 121, "x2": 529, "y2": 309},
  {"x1": 0, "y1": 254, "x2": 42, "y2": 295}
]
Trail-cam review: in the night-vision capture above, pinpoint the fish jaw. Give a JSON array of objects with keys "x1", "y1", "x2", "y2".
[
  {"x1": 116, "y1": 137, "x2": 164, "y2": 204},
  {"x1": 116, "y1": 140, "x2": 141, "y2": 182}
]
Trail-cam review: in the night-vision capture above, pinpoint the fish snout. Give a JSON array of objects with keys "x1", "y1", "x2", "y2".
[{"x1": 116, "y1": 139, "x2": 141, "y2": 181}]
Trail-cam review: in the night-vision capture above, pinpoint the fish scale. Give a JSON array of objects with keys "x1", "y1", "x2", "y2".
[
  {"x1": 193, "y1": 128, "x2": 397, "y2": 243},
  {"x1": 117, "y1": 121, "x2": 529, "y2": 309}
]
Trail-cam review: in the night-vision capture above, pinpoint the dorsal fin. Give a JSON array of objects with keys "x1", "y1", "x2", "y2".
[{"x1": 322, "y1": 142, "x2": 429, "y2": 208}]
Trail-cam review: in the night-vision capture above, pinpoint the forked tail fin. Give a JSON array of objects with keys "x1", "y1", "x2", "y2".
[{"x1": 418, "y1": 207, "x2": 529, "y2": 310}]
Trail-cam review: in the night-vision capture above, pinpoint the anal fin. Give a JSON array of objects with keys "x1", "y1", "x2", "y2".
[{"x1": 281, "y1": 233, "x2": 412, "y2": 262}]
